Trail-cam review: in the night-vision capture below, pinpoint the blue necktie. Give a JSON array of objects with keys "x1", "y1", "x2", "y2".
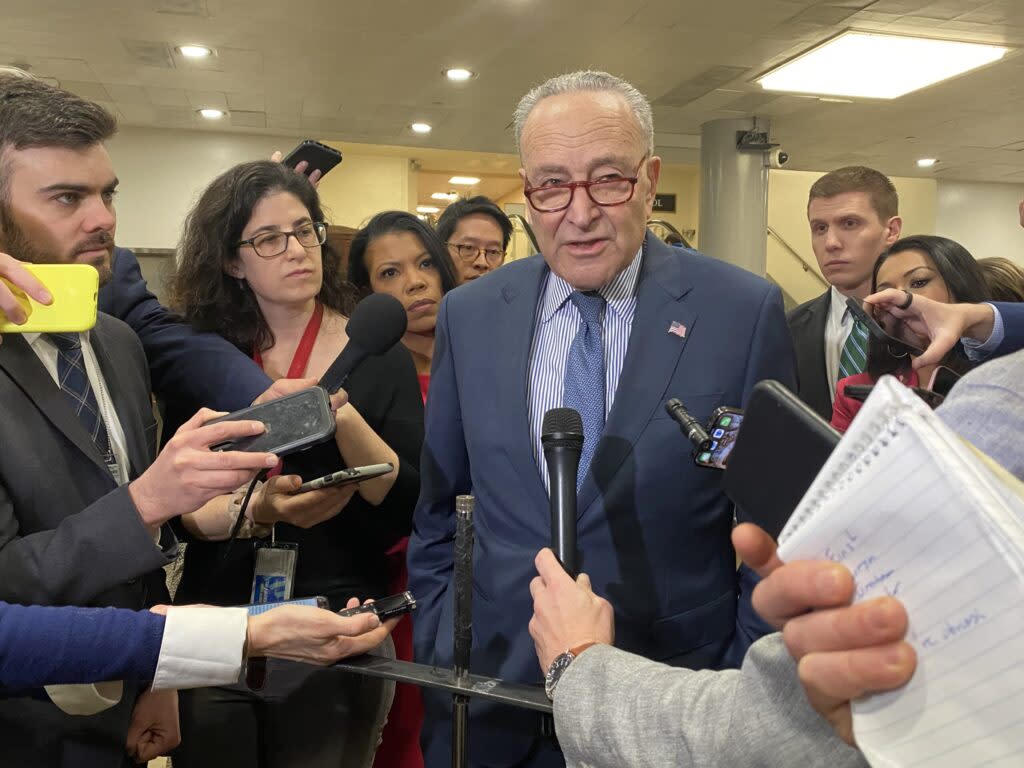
[
  {"x1": 47, "y1": 332, "x2": 112, "y2": 459},
  {"x1": 563, "y1": 291, "x2": 606, "y2": 489}
]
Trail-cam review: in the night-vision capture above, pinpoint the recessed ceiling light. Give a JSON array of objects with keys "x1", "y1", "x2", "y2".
[
  {"x1": 449, "y1": 176, "x2": 480, "y2": 185},
  {"x1": 917, "y1": 158, "x2": 938, "y2": 168},
  {"x1": 177, "y1": 44, "x2": 213, "y2": 59},
  {"x1": 197, "y1": 108, "x2": 226, "y2": 120},
  {"x1": 444, "y1": 68, "x2": 474, "y2": 81},
  {"x1": 431, "y1": 192, "x2": 459, "y2": 201},
  {"x1": 757, "y1": 31, "x2": 1009, "y2": 99},
  {"x1": 410, "y1": 122, "x2": 432, "y2": 134},
  {"x1": 416, "y1": 205, "x2": 440, "y2": 214}
]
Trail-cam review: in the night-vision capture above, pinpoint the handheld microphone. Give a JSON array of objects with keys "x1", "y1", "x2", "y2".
[
  {"x1": 541, "y1": 408, "x2": 584, "y2": 577},
  {"x1": 665, "y1": 398, "x2": 709, "y2": 451},
  {"x1": 319, "y1": 293, "x2": 408, "y2": 394}
]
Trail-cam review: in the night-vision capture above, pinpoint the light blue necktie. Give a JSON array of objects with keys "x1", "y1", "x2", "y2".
[{"x1": 563, "y1": 291, "x2": 606, "y2": 489}]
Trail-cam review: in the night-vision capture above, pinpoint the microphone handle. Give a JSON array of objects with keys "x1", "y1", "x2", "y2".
[
  {"x1": 319, "y1": 344, "x2": 366, "y2": 394},
  {"x1": 546, "y1": 447, "x2": 580, "y2": 578},
  {"x1": 453, "y1": 495, "x2": 475, "y2": 678}
]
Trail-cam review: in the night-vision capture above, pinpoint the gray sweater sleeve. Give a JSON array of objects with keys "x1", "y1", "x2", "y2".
[{"x1": 554, "y1": 634, "x2": 868, "y2": 768}]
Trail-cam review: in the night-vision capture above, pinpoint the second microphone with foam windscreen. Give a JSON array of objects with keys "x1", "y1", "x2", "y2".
[
  {"x1": 541, "y1": 408, "x2": 584, "y2": 577},
  {"x1": 319, "y1": 292, "x2": 409, "y2": 393}
]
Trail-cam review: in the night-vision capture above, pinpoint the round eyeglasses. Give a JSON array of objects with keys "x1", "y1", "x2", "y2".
[
  {"x1": 523, "y1": 156, "x2": 647, "y2": 213},
  {"x1": 446, "y1": 242, "x2": 506, "y2": 267},
  {"x1": 237, "y1": 221, "x2": 328, "y2": 259}
]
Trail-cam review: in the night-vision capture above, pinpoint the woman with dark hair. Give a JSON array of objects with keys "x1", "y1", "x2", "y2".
[
  {"x1": 348, "y1": 210, "x2": 457, "y2": 402},
  {"x1": 166, "y1": 161, "x2": 423, "y2": 768},
  {"x1": 347, "y1": 211, "x2": 456, "y2": 768},
  {"x1": 831, "y1": 234, "x2": 990, "y2": 431}
]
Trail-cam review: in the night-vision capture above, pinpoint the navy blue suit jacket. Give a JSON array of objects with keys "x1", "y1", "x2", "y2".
[
  {"x1": 98, "y1": 247, "x2": 270, "y2": 413},
  {"x1": 0, "y1": 602, "x2": 164, "y2": 694},
  {"x1": 407, "y1": 234, "x2": 797, "y2": 766},
  {"x1": 994, "y1": 301, "x2": 1024, "y2": 357}
]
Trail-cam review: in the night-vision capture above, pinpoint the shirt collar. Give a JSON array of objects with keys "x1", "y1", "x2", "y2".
[
  {"x1": 829, "y1": 285, "x2": 853, "y2": 326},
  {"x1": 539, "y1": 244, "x2": 644, "y2": 324}
]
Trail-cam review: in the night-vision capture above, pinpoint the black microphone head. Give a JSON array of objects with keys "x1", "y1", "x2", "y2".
[
  {"x1": 346, "y1": 293, "x2": 408, "y2": 355},
  {"x1": 541, "y1": 407, "x2": 584, "y2": 450}
]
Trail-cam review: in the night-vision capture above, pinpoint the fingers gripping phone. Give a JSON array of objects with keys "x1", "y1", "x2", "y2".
[
  {"x1": 337, "y1": 591, "x2": 417, "y2": 621},
  {"x1": 0, "y1": 264, "x2": 98, "y2": 333},
  {"x1": 845, "y1": 295, "x2": 924, "y2": 357},
  {"x1": 282, "y1": 140, "x2": 343, "y2": 178},
  {"x1": 294, "y1": 463, "x2": 394, "y2": 493}
]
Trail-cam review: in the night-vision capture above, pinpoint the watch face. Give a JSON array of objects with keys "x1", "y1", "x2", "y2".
[{"x1": 544, "y1": 651, "x2": 575, "y2": 700}]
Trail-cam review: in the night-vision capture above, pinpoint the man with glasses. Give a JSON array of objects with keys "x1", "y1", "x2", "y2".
[
  {"x1": 435, "y1": 195, "x2": 513, "y2": 283},
  {"x1": 408, "y1": 71, "x2": 796, "y2": 768}
]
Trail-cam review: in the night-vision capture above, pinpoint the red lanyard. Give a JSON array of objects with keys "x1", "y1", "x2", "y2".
[{"x1": 252, "y1": 301, "x2": 324, "y2": 377}]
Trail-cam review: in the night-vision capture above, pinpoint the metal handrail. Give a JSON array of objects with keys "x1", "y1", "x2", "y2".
[
  {"x1": 506, "y1": 213, "x2": 539, "y2": 253},
  {"x1": 766, "y1": 225, "x2": 827, "y2": 289},
  {"x1": 647, "y1": 219, "x2": 693, "y2": 248}
]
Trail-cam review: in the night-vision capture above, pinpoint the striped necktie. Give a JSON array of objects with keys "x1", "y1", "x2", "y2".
[
  {"x1": 838, "y1": 317, "x2": 869, "y2": 380},
  {"x1": 47, "y1": 332, "x2": 112, "y2": 459},
  {"x1": 563, "y1": 291, "x2": 606, "y2": 489}
]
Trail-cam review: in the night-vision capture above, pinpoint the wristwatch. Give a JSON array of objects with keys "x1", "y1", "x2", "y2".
[{"x1": 544, "y1": 642, "x2": 597, "y2": 701}]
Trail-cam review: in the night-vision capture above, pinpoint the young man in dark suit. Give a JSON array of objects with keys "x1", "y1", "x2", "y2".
[
  {"x1": 786, "y1": 167, "x2": 902, "y2": 420},
  {"x1": 0, "y1": 74, "x2": 292, "y2": 768}
]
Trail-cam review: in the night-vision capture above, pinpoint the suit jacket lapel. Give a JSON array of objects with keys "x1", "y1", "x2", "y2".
[
  {"x1": 579, "y1": 234, "x2": 695, "y2": 513},
  {"x1": 0, "y1": 334, "x2": 111, "y2": 477},
  {"x1": 91, "y1": 324, "x2": 151, "y2": 478},
  {"x1": 791, "y1": 290, "x2": 831, "y2": 416},
  {"x1": 494, "y1": 257, "x2": 551, "y2": 509}
]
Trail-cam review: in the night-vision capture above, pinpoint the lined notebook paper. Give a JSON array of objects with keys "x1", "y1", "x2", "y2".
[{"x1": 778, "y1": 376, "x2": 1024, "y2": 768}]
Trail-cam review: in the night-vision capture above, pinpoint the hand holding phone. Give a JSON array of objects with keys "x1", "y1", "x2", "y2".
[
  {"x1": 338, "y1": 591, "x2": 417, "y2": 621},
  {"x1": 278, "y1": 140, "x2": 343, "y2": 184},
  {"x1": 294, "y1": 463, "x2": 394, "y2": 493},
  {"x1": 253, "y1": 474, "x2": 357, "y2": 529},
  {"x1": 0, "y1": 263, "x2": 97, "y2": 334},
  {"x1": 846, "y1": 295, "x2": 924, "y2": 358}
]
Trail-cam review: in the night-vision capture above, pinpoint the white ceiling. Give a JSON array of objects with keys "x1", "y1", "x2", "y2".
[{"x1": 3, "y1": 0, "x2": 1024, "y2": 183}]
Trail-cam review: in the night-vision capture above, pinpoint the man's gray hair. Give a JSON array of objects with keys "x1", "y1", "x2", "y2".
[{"x1": 513, "y1": 70, "x2": 655, "y2": 155}]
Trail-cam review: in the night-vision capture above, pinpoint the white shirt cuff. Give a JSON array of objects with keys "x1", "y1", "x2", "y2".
[
  {"x1": 962, "y1": 303, "x2": 1004, "y2": 361},
  {"x1": 151, "y1": 606, "x2": 248, "y2": 691}
]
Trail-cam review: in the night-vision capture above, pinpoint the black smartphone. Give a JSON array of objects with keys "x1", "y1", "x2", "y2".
[
  {"x1": 845, "y1": 382, "x2": 945, "y2": 408},
  {"x1": 723, "y1": 380, "x2": 840, "y2": 540},
  {"x1": 294, "y1": 462, "x2": 394, "y2": 493},
  {"x1": 206, "y1": 386, "x2": 335, "y2": 456},
  {"x1": 694, "y1": 407, "x2": 743, "y2": 469},
  {"x1": 927, "y1": 365, "x2": 961, "y2": 397},
  {"x1": 338, "y1": 591, "x2": 417, "y2": 621},
  {"x1": 282, "y1": 140, "x2": 343, "y2": 178},
  {"x1": 845, "y1": 295, "x2": 925, "y2": 357}
]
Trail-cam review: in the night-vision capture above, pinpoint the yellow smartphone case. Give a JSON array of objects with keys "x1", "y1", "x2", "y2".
[{"x1": 0, "y1": 263, "x2": 99, "y2": 333}]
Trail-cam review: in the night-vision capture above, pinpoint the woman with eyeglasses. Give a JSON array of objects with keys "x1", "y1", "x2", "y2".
[
  {"x1": 435, "y1": 196, "x2": 514, "y2": 284},
  {"x1": 348, "y1": 211, "x2": 459, "y2": 403},
  {"x1": 166, "y1": 161, "x2": 423, "y2": 768}
]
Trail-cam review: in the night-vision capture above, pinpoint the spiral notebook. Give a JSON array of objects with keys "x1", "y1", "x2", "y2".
[{"x1": 777, "y1": 376, "x2": 1024, "y2": 768}]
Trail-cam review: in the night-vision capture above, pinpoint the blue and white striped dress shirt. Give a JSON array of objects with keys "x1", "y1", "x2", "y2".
[{"x1": 527, "y1": 247, "x2": 643, "y2": 488}]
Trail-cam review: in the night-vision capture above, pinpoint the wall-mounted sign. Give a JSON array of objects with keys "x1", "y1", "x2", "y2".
[{"x1": 652, "y1": 193, "x2": 676, "y2": 213}]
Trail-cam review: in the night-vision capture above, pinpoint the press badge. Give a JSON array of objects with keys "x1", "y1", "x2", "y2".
[{"x1": 250, "y1": 540, "x2": 298, "y2": 604}]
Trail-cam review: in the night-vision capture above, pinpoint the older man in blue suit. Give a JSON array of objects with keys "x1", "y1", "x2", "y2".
[{"x1": 407, "y1": 70, "x2": 797, "y2": 768}]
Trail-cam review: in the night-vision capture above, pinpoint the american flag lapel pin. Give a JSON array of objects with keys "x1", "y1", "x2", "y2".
[{"x1": 668, "y1": 320, "x2": 687, "y2": 338}]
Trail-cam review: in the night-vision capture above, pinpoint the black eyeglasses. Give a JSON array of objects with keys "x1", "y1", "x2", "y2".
[
  {"x1": 238, "y1": 221, "x2": 327, "y2": 259},
  {"x1": 446, "y1": 242, "x2": 506, "y2": 267},
  {"x1": 523, "y1": 155, "x2": 647, "y2": 213}
]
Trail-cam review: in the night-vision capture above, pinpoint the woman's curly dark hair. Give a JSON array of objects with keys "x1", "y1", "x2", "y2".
[{"x1": 169, "y1": 160, "x2": 356, "y2": 354}]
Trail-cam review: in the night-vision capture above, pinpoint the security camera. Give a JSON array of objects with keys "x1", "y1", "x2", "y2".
[{"x1": 766, "y1": 149, "x2": 789, "y2": 169}]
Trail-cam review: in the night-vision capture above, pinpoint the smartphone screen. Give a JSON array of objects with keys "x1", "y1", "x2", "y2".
[{"x1": 695, "y1": 408, "x2": 743, "y2": 469}]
